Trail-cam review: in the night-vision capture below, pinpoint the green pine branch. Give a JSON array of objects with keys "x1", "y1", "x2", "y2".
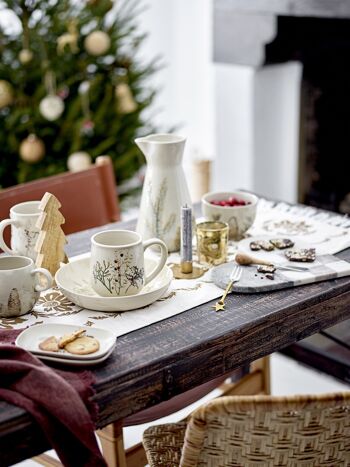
[{"x1": 0, "y1": 0, "x2": 161, "y2": 191}]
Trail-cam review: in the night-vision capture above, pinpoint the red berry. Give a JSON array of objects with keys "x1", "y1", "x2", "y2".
[{"x1": 210, "y1": 196, "x2": 252, "y2": 207}]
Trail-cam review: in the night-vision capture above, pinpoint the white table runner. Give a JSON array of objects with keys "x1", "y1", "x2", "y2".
[{"x1": 2, "y1": 199, "x2": 350, "y2": 335}]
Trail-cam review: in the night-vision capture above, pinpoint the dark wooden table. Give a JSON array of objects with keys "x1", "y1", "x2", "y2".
[{"x1": 1, "y1": 213, "x2": 350, "y2": 465}]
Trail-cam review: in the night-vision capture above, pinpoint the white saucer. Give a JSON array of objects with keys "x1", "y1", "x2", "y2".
[
  {"x1": 238, "y1": 235, "x2": 312, "y2": 265},
  {"x1": 16, "y1": 323, "x2": 116, "y2": 360},
  {"x1": 55, "y1": 256, "x2": 173, "y2": 312},
  {"x1": 37, "y1": 345, "x2": 115, "y2": 366}
]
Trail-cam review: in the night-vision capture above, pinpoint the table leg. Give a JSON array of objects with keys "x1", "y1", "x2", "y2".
[
  {"x1": 251, "y1": 355, "x2": 271, "y2": 395},
  {"x1": 97, "y1": 421, "x2": 127, "y2": 467},
  {"x1": 32, "y1": 453, "x2": 62, "y2": 466}
]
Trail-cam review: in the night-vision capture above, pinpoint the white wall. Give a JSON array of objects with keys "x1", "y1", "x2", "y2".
[
  {"x1": 253, "y1": 63, "x2": 302, "y2": 202},
  {"x1": 140, "y1": 2, "x2": 302, "y2": 203},
  {"x1": 213, "y1": 64, "x2": 255, "y2": 191},
  {"x1": 140, "y1": 0, "x2": 215, "y2": 166}
]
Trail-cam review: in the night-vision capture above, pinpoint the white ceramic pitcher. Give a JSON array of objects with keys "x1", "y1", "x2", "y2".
[{"x1": 135, "y1": 134, "x2": 192, "y2": 252}]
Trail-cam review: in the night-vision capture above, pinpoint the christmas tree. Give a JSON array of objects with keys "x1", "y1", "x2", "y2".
[{"x1": 0, "y1": 0, "x2": 158, "y2": 190}]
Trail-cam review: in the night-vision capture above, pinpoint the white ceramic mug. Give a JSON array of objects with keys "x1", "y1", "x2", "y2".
[
  {"x1": 0, "y1": 256, "x2": 52, "y2": 317},
  {"x1": 90, "y1": 230, "x2": 168, "y2": 297},
  {"x1": 0, "y1": 201, "x2": 41, "y2": 260}
]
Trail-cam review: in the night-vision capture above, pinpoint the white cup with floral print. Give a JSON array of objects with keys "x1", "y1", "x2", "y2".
[
  {"x1": 0, "y1": 201, "x2": 41, "y2": 261},
  {"x1": 90, "y1": 230, "x2": 168, "y2": 297}
]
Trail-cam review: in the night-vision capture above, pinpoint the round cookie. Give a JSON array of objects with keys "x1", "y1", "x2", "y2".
[{"x1": 64, "y1": 336, "x2": 100, "y2": 355}]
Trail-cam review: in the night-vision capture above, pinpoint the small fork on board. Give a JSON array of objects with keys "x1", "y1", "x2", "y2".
[{"x1": 213, "y1": 265, "x2": 242, "y2": 312}]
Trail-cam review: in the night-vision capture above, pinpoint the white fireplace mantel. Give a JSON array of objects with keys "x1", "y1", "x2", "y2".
[{"x1": 213, "y1": 62, "x2": 302, "y2": 203}]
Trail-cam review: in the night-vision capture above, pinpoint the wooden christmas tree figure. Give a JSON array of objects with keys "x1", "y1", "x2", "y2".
[{"x1": 35, "y1": 192, "x2": 68, "y2": 278}]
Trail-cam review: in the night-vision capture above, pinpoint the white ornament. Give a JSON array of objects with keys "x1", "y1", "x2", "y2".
[
  {"x1": 84, "y1": 31, "x2": 111, "y2": 56},
  {"x1": 39, "y1": 95, "x2": 64, "y2": 121},
  {"x1": 19, "y1": 49, "x2": 33, "y2": 64},
  {"x1": 78, "y1": 80, "x2": 91, "y2": 95},
  {"x1": 19, "y1": 134, "x2": 45, "y2": 163},
  {"x1": 67, "y1": 152, "x2": 92, "y2": 172}
]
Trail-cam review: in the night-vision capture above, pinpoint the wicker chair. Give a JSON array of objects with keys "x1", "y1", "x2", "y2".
[{"x1": 143, "y1": 391, "x2": 350, "y2": 467}]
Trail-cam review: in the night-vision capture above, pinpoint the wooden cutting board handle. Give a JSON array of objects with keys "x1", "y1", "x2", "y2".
[{"x1": 235, "y1": 252, "x2": 273, "y2": 267}]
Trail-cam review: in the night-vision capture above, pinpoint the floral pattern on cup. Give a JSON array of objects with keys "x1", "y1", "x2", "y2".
[
  {"x1": 90, "y1": 229, "x2": 168, "y2": 297},
  {"x1": 92, "y1": 249, "x2": 144, "y2": 295}
]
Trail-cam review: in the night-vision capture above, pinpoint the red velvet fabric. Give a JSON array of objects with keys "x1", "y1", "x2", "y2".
[{"x1": 0, "y1": 329, "x2": 106, "y2": 467}]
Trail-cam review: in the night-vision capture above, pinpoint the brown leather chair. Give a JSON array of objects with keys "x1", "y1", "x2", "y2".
[{"x1": 0, "y1": 156, "x2": 120, "y2": 244}]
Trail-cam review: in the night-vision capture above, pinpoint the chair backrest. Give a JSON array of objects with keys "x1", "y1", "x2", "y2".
[
  {"x1": 0, "y1": 156, "x2": 120, "y2": 239},
  {"x1": 180, "y1": 392, "x2": 350, "y2": 466}
]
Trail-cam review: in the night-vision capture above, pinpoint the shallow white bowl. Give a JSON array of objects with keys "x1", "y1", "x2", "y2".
[
  {"x1": 55, "y1": 256, "x2": 173, "y2": 312},
  {"x1": 201, "y1": 191, "x2": 258, "y2": 239}
]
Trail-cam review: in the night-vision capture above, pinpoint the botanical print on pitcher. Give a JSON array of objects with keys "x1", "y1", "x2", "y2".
[{"x1": 145, "y1": 179, "x2": 179, "y2": 250}]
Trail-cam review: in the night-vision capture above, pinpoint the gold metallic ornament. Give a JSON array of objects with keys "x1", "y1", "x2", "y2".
[
  {"x1": 84, "y1": 30, "x2": 111, "y2": 56},
  {"x1": 115, "y1": 82, "x2": 137, "y2": 113},
  {"x1": 19, "y1": 49, "x2": 33, "y2": 64},
  {"x1": 57, "y1": 20, "x2": 79, "y2": 54},
  {"x1": 19, "y1": 134, "x2": 45, "y2": 163},
  {"x1": 0, "y1": 80, "x2": 13, "y2": 108}
]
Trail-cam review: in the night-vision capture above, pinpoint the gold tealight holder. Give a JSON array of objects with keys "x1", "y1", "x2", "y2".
[{"x1": 196, "y1": 221, "x2": 229, "y2": 266}]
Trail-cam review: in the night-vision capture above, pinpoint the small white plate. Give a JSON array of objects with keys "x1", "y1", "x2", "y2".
[
  {"x1": 55, "y1": 256, "x2": 173, "y2": 312},
  {"x1": 36, "y1": 345, "x2": 115, "y2": 367},
  {"x1": 16, "y1": 323, "x2": 116, "y2": 360},
  {"x1": 238, "y1": 235, "x2": 313, "y2": 265}
]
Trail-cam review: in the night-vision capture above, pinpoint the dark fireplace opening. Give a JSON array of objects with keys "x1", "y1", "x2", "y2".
[{"x1": 265, "y1": 16, "x2": 350, "y2": 214}]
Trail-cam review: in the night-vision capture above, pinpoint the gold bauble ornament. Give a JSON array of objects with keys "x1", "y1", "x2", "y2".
[
  {"x1": 19, "y1": 49, "x2": 33, "y2": 64},
  {"x1": 0, "y1": 80, "x2": 14, "y2": 109},
  {"x1": 19, "y1": 134, "x2": 45, "y2": 163},
  {"x1": 84, "y1": 30, "x2": 111, "y2": 56},
  {"x1": 67, "y1": 151, "x2": 92, "y2": 172},
  {"x1": 115, "y1": 83, "x2": 137, "y2": 114}
]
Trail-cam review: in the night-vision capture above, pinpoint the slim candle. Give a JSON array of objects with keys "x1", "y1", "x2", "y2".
[{"x1": 180, "y1": 204, "x2": 193, "y2": 273}]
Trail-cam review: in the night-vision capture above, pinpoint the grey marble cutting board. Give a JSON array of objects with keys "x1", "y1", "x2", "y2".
[{"x1": 211, "y1": 255, "x2": 350, "y2": 293}]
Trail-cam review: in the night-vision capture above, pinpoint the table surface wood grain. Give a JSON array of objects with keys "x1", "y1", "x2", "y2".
[{"x1": 1, "y1": 205, "x2": 350, "y2": 465}]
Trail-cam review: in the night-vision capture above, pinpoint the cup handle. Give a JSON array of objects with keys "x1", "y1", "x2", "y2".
[
  {"x1": 31, "y1": 268, "x2": 53, "y2": 292},
  {"x1": 143, "y1": 239, "x2": 168, "y2": 285},
  {"x1": 0, "y1": 219, "x2": 17, "y2": 254}
]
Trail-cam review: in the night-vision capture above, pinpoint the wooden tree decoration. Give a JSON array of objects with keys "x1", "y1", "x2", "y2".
[{"x1": 35, "y1": 192, "x2": 68, "y2": 277}]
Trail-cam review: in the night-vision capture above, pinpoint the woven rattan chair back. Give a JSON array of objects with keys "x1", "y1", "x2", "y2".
[{"x1": 178, "y1": 392, "x2": 350, "y2": 467}]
